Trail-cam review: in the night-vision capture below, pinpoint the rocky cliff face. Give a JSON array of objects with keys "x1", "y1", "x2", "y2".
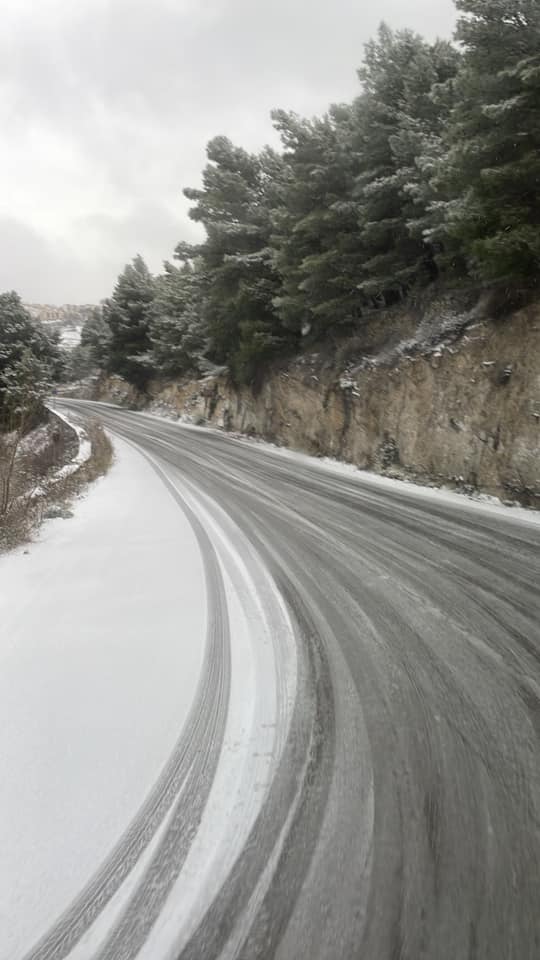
[{"x1": 96, "y1": 294, "x2": 540, "y2": 506}]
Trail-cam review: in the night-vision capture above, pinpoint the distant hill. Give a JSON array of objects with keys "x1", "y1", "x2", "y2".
[{"x1": 24, "y1": 303, "x2": 96, "y2": 349}]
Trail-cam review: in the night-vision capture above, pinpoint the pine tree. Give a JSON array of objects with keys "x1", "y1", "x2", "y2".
[
  {"x1": 1, "y1": 351, "x2": 52, "y2": 422},
  {"x1": 435, "y1": 0, "x2": 540, "y2": 283},
  {"x1": 271, "y1": 105, "x2": 367, "y2": 338},
  {"x1": 0, "y1": 292, "x2": 63, "y2": 424},
  {"x1": 149, "y1": 248, "x2": 207, "y2": 376},
  {"x1": 353, "y1": 25, "x2": 460, "y2": 303},
  {"x1": 80, "y1": 307, "x2": 112, "y2": 368},
  {"x1": 103, "y1": 255, "x2": 155, "y2": 387},
  {"x1": 68, "y1": 307, "x2": 112, "y2": 380},
  {"x1": 184, "y1": 137, "x2": 286, "y2": 383}
]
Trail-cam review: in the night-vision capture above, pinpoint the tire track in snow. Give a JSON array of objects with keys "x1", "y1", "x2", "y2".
[
  {"x1": 22, "y1": 461, "x2": 231, "y2": 960},
  {"x1": 37, "y1": 400, "x2": 540, "y2": 960}
]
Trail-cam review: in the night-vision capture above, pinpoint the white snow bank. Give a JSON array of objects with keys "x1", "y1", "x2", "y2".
[
  {"x1": 0, "y1": 438, "x2": 207, "y2": 960},
  {"x1": 131, "y1": 404, "x2": 540, "y2": 528},
  {"x1": 261, "y1": 445, "x2": 540, "y2": 527},
  {"x1": 47, "y1": 405, "x2": 92, "y2": 478}
]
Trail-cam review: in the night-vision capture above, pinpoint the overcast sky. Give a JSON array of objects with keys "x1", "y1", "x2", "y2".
[{"x1": 0, "y1": 0, "x2": 457, "y2": 305}]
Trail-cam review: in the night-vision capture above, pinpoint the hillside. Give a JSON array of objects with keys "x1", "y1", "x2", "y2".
[
  {"x1": 24, "y1": 303, "x2": 95, "y2": 349},
  {"x1": 91, "y1": 289, "x2": 540, "y2": 508}
]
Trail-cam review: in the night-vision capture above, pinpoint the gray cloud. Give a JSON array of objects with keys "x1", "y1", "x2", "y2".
[
  {"x1": 0, "y1": 0, "x2": 457, "y2": 304},
  {"x1": 0, "y1": 217, "x2": 108, "y2": 303}
]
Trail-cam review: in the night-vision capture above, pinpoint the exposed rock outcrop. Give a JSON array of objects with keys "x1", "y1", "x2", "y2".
[{"x1": 95, "y1": 295, "x2": 540, "y2": 507}]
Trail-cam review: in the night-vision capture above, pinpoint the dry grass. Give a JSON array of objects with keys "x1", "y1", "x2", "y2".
[{"x1": 0, "y1": 419, "x2": 113, "y2": 553}]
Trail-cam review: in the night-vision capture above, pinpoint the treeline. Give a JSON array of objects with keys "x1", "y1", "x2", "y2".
[
  {"x1": 79, "y1": 0, "x2": 540, "y2": 387},
  {"x1": 0, "y1": 292, "x2": 64, "y2": 429}
]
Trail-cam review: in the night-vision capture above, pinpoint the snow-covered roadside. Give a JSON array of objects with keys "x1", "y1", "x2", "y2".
[
  {"x1": 0, "y1": 438, "x2": 207, "y2": 960},
  {"x1": 135, "y1": 469, "x2": 297, "y2": 960},
  {"x1": 65, "y1": 451, "x2": 298, "y2": 960},
  {"x1": 238, "y1": 439, "x2": 540, "y2": 527},
  {"x1": 47, "y1": 405, "x2": 92, "y2": 479},
  {"x1": 127, "y1": 404, "x2": 540, "y2": 528}
]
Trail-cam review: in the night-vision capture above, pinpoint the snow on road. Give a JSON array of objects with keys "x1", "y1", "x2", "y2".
[
  {"x1": 128, "y1": 404, "x2": 540, "y2": 528},
  {"x1": 62, "y1": 456, "x2": 298, "y2": 960},
  {"x1": 0, "y1": 439, "x2": 207, "y2": 960},
  {"x1": 10, "y1": 399, "x2": 539, "y2": 960},
  {"x1": 222, "y1": 432, "x2": 540, "y2": 527},
  {"x1": 133, "y1": 472, "x2": 297, "y2": 960}
]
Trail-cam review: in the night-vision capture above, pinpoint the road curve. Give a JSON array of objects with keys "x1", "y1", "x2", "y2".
[
  {"x1": 43, "y1": 402, "x2": 540, "y2": 959},
  {"x1": 23, "y1": 452, "x2": 232, "y2": 960}
]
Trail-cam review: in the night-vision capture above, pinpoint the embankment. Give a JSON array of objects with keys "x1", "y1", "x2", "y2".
[{"x1": 94, "y1": 292, "x2": 540, "y2": 506}]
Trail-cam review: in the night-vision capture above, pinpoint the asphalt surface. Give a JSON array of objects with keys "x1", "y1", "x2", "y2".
[{"x1": 29, "y1": 401, "x2": 540, "y2": 960}]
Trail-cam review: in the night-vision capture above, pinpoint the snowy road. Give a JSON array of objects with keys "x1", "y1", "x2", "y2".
[{"x1": 9, "y1": 400, "x2": 540, "y2": 960}]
